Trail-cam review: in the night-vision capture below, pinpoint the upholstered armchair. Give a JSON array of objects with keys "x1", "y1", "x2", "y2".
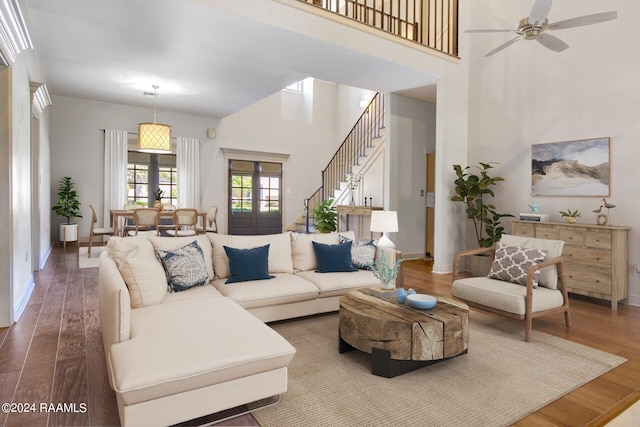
[{"x1": 451, "y1": 235, "x2": 571, "y2": 342}]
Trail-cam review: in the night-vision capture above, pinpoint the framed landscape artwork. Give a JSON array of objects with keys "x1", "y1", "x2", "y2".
[{"x1": 531, "y1": 137, "x2": 610, "y2": 196}]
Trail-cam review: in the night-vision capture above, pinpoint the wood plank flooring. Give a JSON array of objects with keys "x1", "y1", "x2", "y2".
[{"x1": 0, "y1": 249, "x2": 638, "y2": 426}]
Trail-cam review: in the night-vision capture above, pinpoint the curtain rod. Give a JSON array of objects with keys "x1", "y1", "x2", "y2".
[{"x1": 99, "y1": 128, "x2": 178, "y2": 141}]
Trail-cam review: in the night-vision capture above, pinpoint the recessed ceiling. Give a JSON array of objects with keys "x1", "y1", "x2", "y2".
[{"x1": 24, "y1": 0, "x2": 438, "y2": 118}]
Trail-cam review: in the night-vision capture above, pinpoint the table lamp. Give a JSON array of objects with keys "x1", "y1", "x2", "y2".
[{"x1": 370, "y1": 210, "x2": 398, "y2": 249}]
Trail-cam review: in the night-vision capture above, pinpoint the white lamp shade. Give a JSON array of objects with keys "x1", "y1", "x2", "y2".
[
  {"x1": 138, "y1": 122, "x2": 172, "y2": 153},
  {"x1": 370, "y1": 210, "x2": 398, "y2": 233}
]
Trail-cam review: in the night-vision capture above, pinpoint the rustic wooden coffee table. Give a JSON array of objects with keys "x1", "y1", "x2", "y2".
[{"x1": 339, "y1": 289, "x2": 469, "y2": 377}]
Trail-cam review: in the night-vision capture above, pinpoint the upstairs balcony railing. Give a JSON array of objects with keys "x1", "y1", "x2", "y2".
[{"x1": 300, "y1": 0, "x2": 458, "y2": 57}]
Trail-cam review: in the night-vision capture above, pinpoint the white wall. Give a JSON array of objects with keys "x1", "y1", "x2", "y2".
[
  {"x1": 212, "y1": 79, "x2": 339, "y2": 232},
  {"x1": 389, "y1": 94, "x2": 437, "y2": 258},
  {"x1": 467, "y1": 0, "x2": 640, "y2": 305},
  {"x1": 50, "y1": 95, "x2": 220, "y2": 240},
  {"x1": 0, "y1": 42, "x2": 50, "y2": 326}
]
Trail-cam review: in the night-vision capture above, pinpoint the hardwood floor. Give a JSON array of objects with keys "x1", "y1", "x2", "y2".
[{"x1": 0, "y1": 249, "x2": 638, "y2": 426}]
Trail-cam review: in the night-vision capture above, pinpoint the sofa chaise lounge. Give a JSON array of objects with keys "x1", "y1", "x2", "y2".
[{"x1": 99, "y1": 231, "x2": 400, "y2": 426}]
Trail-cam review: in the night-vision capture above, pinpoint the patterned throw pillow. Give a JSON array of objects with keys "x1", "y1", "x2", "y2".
[
  {"x1": 156, "y1": 241, "x2": 209, "y2": 292},
  {"x1": 487, "y1": 243, "x2": 547, "y2": 286},
  {"x1": 339, "y1": 236, "x2": 377, "y2": 269}
]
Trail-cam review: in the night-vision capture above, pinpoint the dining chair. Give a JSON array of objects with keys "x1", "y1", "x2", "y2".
[
  {"x1": 88, "y1": 204, "x2": 114, "y2": 257},
  {"x1": 166, "y1": 208, "x2": 198, "y2": 237},
  {"x1": 127, "y1": 208, "x2": 160, "y2": 236},
  {"x1": 121, "y1": 202, "x2": 138, "y2": 236},
  {"x1": 196, "y1": 206, "x2": 218, "y2": 234}
]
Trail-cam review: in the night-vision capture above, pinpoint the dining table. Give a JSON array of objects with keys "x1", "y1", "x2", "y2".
[{"x1": 109, "y1": 208, "x2": 207, "y2": 236}]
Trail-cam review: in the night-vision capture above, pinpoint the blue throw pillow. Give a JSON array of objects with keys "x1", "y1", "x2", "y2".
[
  {"x1": 223, "y1": 244, "x2": 275, "y2": 284},
  {"x1": 156, "y1": 241, "x2": 209, "y2": 292},
  {"x1": 312, "y1": 240, "x2": 358, "y2": 273}
]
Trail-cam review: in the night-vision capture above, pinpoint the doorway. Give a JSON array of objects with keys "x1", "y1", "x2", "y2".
[
  {"x1": 425, "y1": 153, "x2": 435, "y2": 259},
  {"x1": 228, "y1": 160, "x2": 282, "y2": 235}
]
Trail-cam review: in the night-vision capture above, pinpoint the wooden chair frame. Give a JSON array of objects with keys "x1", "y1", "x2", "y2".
[
  {"x1": 167, "y1": 208, "x2": 198, "y2": 237},
  {"x1": 88, "y1": 204, "x2": 114, "y2": 258},
  {"x1": 452, "y1": 247, "x2": 571, "y2": 342},
  {"x1": 129, "y1": 208, "x2": 160, "y2": 236}
]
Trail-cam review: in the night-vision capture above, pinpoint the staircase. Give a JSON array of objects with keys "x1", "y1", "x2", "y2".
[{"x1": 287, "y1": 92, "x2": 386, "y2": 233}]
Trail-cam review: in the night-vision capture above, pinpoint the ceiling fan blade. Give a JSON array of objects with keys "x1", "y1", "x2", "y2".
[
  {"x1": 529, "y1": 0, "x2": 553, "y2": 24},
  {"x1": 536, "y1": 33, "x2": 569, "y2": 52},
  {"x1": 465, "y1": 29, "x2": 516, "y2": 33},
  {"x1": 484, "y1": 36, "x2": 523, "y2": 57},
  {"x1": 548, "y1": 11, "x2": 617, "y2": 30}
]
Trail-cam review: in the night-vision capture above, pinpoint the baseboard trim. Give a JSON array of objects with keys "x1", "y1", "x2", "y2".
[
  {"x1": 13, "y1": 275, "x2": 35, "y2": 322},
  {"x1": 40, "y1": 244, "x2": 53, "y2": 270}
]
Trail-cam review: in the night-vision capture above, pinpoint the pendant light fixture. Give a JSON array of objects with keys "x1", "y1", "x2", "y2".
[{"x1": 138, "y1": 85, "x2": 171, "y2": 153}]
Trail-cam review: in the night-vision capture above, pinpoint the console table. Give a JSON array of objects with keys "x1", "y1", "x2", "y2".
[
  {"x1": 511, "y1": 220, "x2": 630, "y2": 310},
  {"x1": 336, "y1": 205, "x2": 383, "y2": 239}
]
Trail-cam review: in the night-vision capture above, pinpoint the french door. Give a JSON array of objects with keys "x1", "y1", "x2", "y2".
[{"x1": 228, "y1": 160, "x2": 282, "y2": 235}]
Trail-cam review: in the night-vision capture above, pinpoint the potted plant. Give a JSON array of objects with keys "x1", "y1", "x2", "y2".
[
  {"x1": 153, "y1": 188, "x2": 164, "y2": 210},
  {"x1": 559, "y1": 209, "x2": 580, "y2": 223},
  {"x1": 451, "y1": 162, "x2": 513, "y2": 275},
  {"x1": 52, "y1": 176, "x2": 83, "y2": 243},
  {"x1": 313, "y1": 199, "x2": 337, "y2": 233}
]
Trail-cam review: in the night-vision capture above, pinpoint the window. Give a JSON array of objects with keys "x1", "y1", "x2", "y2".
[
  {"x1": 230, "y1": 160, "x2": 254, "y2": 212},
  {"x1": 127, "y1": 151, "x2": 177, "y2": 207},
  {"x1": 259, "y1": 162, "x2": 281, "y2": 213}
]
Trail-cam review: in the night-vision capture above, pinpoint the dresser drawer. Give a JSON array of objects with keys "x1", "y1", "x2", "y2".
[
  {"x1": 585, "y1": 229, "x2": 612, "y2": 249},
  {"x1": 565, "y1": 265, "x2": 612, "y2": 296},
  {"x1": 512, "y1": 222, "x2": 534, "y2": 237},
  {"x1": 558, "y1": 227, "x2": 583, "y2": 246},
  {"x1": 535, "y1": 226, "x2": 559, "y2": 240},
  {"x1": 563, "y1": 246, "x2": 611, "y2": 269}
]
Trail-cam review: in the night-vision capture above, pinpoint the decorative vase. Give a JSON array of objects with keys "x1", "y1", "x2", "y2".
[
  {"x1": 563, "y1": 216, "x2": 577, "y2": 223},
  {"x1": 349, "y1": 190, "x2": 355, "y2": 206},
  {"x1": 154, "y1": 201, "x2": 163, "y2": 211},
  {"x1": 380, "y1": 279, "x2": 394, "y2": 290}
]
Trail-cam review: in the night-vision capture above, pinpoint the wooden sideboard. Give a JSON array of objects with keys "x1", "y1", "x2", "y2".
[
  {"x1": 336, "y1": 205, "x2": 383, "y2": 239},
  {"x1": 511, "y1": 220, "x2": 630, "y2": 310}
]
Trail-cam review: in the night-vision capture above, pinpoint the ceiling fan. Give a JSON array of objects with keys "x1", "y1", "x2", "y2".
[{"x1": 466, "y1": 0, "x2": 617, "y2": 57}]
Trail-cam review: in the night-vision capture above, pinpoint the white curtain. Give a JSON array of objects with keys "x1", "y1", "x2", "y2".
[
  {"x1": 177, "y1": 137, "x2": 200, "y2": 209},
  {"x1": 104, "y1": 129, "x2": 128, "y2": 226}
]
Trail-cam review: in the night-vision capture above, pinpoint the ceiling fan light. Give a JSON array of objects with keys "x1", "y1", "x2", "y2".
[{"x1": 138, "y1": 122, "x2": 171, "y2": 153}]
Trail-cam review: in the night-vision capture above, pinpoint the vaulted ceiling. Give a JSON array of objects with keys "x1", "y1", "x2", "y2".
[{"x1": 24, "y1": 0, "x2": 437, "y2": 118}]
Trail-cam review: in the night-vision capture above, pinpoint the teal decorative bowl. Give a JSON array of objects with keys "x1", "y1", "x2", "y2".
[{"x1": 406, "y1": 294, "x2": 437, "y2": 310}]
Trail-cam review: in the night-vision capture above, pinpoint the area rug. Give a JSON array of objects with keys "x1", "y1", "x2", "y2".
[
  {"x1": 254, "y1": 312, "x2": 626, "y2": 427},
  {"x1": 78, "y1": 246, "x2": 106, "y2": 269}
]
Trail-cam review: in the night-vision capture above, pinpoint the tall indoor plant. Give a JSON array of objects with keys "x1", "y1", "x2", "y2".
[
  {"x1": 451, "y1": 162, "x2": 513, "y2": 248},
  {"x1": 52, "y1": 176, "x2": 83, "y2": 242}
]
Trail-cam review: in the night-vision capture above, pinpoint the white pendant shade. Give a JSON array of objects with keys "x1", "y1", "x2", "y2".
[{"x1": 138, "y1": 122, "x2": 171, "y2": 153}]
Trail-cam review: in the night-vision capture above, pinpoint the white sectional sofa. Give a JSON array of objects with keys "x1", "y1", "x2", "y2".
[{"x1": 98, "y1": 231, "x2": 400, "y2": 426}]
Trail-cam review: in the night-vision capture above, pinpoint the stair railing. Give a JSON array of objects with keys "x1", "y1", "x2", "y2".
[
  {"x1": 299, "y1": 0, "x2": 458, "y2": 57},
  {"x1": 301, "y1": 92, "x2": 385, "y2": 232},
  {"x1": 322, "y1": 92, "x2": 385, "y2": 203}
]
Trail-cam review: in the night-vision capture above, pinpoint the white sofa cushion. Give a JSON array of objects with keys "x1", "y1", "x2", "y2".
[
  {"x1": 452, "y1": 276, "x2": 565, "y2": 316},
  {"x1": 162, "y1": 284, "x2": 222, "y2": 303},
  {"x1": 208, "y1": 232, "x2": 294, "y2": 278},
  {"x1": 295, "y1": 270, "x2": 379, "y2": 298},
  {"x1": 109, "y1": 297, "x2": 296, "y2": 405},
  {"x1": 149, "y1": 235, "x2": 215, "y2": 282},
  {"x1": 500, "y1": 235, "x2": 565, "y2": 289},
  {"x1": 291, "y1": 231, "x2": 356, "y2": 271},
  {"x1": 107, "y1": 236, "x2": 167, "y2": 308},
  {"x1": 212, "y1": 274, "x2": 318, "y2": 309}
]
